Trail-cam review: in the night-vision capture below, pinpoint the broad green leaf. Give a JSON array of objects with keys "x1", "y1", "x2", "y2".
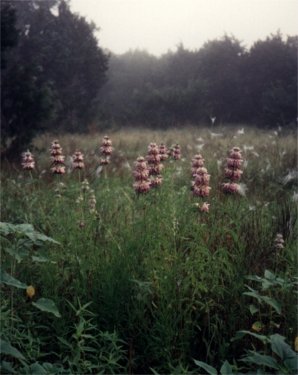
[
  {"x1": 32, "y1": 255, "x2": 49, "y2": 263},
  {"x1": 29, "y1": 362, "x2": 47, "y2": 375},
  {"x1": 270, "y1": 334, "x2": 297, "y2": 363},
  {"x1": 241, "y1": 351, "x2": 279, "y2": 369},
  {"x1": 0, "y1": 222, "x2": 34, "y2": 236},
  {"x1": 284, "y1": 356, "x2": 298, "y2": 372},
  {"x1": 0, "y1": 360, "x2": 16, "y2": 373},
  {"x1": 261, "y1": 296, "x2": 281, "y2": 314},
  {"x1": 261, "y1": 279, "x2": 275, "y2": 290},
  {"x1": 3, "y1": 246, "x2": 29, "y2": 263},
  {"x1": 249, "y1": 304, "x2": 259, "y2": 315},
  {"x1": 25, "y1": 231, "x2": 60, "y2": 245},
  {"x1": 246, "y1": 275, "x2": 262, "y2": 282},
  {"x1": 0, "y1": 222, "x2": 60, "y2": 245},
  {"x1": 243, "y1": 291, "x2": 262, "y2": 303},
  {"x1": 32, "y1": 298, "x2": 61, "y2": 318},
  {"x1": 232, "y1": 330, "x2": 270, "y2": 344},
  {"x1": 264, "y1": 270, "x2": 275, "y2": 280},
  {"x1": 194, "y1": 359, "x2": 218, "y2": 375},
  {"x1": 0, "y1": 339, "x2": 25, "y2": 360},
  {"x1": 0, "y1": 269, "x2": 28, "y2": 289},
  {"x1": 220, "y1": 360, "x2": 233, "y2": 374}
]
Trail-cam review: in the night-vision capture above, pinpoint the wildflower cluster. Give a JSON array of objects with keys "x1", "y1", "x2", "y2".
[
  {"x1": 72, "y1": 151, "x2": 84, "y2": 170},
  {"x1": 191, "y1": 154, "x2": 211, "y2": 212},
  {"x1": 191, "y1": 154, "x2": 205, "y2": 176},
  {"x1": 222, "y1": 147, "x2": 243, "y2": 194},
  {"x1": 169, "y1": 144, "x2": 181, "y2": 160},
  {"x1": 21, "y1": 150, "x2": 35, "y2": 171},
  {"x1": 54, "y1": 182, "x2": 66, "y2": 198},
  {"x1": 159, "y1": 143, "x2": 168, "y2": 161},
  {"x1": 88, "y1": 189, "x2": 97, "y2": 214},
  {"x1": 146, "y1": 143, "x2": 163, "y2": 188},
  {"x1": 274, "y1": 233, "x2": 285, "y2": 251},
  {"x1": 99, "y1": 136, "x2": 113, "y2": 165},
  {"x1": 76, "y1": 179, "x2": 97, "y2": 215},
  {"x1": 133, "y1": 156, "x2": 151, "y2": 194},
  {"x1": 50, "y1": 140, "x2": 65, "y2": 175}
]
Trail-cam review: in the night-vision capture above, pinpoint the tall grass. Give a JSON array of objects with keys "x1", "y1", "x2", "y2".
[{"x1": 1, "y1": 125, "x2": 297, "y2": 373}]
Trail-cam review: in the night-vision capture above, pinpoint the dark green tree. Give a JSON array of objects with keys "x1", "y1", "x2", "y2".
[
  {"x1": 1, "y1": 0, "x2": 109, "y2": 158},
  {"x1": 244, "y1": 33, "x2": 297, "y2": 126},
  {"x1": 196, "y1": 35, "x2": 246, "y2": 122},
  {"x1": 1, "y1": 1, "x2": 55, "y2": 158},
  {"x1": 1, "y1": 3, "x2": 18, "y2": 69},
  {"x1": 42, "y1": 1, "x2": 109, "y2": 131}
]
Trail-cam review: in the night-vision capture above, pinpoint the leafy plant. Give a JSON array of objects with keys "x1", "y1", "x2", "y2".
[
  {"x1": 193, "y1": 270, "x2": 297, "y2": 374},
  {"x1": 57, "y1": 299, "x2": 126, "y2": 374}
]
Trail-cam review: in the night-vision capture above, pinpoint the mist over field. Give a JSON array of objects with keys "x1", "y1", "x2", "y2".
[{"x1": 1, "y1": 1, "x2": 297, "y2": 374}]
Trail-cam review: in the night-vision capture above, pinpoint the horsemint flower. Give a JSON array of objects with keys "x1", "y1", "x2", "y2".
[
  {"x1": 50, "y1": 140, "x2": 65, "y2": 174},
  {"x1": 133, "y1": 156, "x2": 151, "y2": 194},
  {"x1": 191, "y1": 154, "x2": 205, "y2": 176},
  {"x1": 72, "y1": 150, "x2": 85, "y2": 170},
  {"x1": 222, "y1": 146, "x2": 243, "y2": 194},
  {"x1": 192, "y1": 155, "x2": 211, "y2": 212},
  {"x1": 171, "y1": 144, "x2": 181, "y2": 160},
  {"x1": 274, "y1": 233, "x2": 285, "y2": 250},
  {"x1": 159, "y1": 143, "x2": 169, "y2": 161},
  {"x1": 146, "y1": 143, "x2": 164, "y2": 187},
  {"x1": 21, "y1": 150, "x2": 35, "y2": 170},
  {"x1": 99, "y1": 135, "x2": 113, "y2": 165},
  {"x1": 192, "y1": 167, "x2": 211, "y2": 198}
]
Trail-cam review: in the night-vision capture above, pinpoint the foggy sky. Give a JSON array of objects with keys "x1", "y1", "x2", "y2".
[{"x1": 70, "y1": 0, "x2": 298, "y2": 55}]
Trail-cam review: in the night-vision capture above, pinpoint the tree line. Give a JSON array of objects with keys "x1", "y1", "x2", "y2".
[
  {"x1": 1, "y1": 0, "x2": 297, "y2": 158},
  {"x1": 103, "y1": 36, "x2": 297, "y2": 128}
]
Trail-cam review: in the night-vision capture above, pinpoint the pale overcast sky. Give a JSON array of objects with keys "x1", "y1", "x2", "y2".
[{"x1": 70, "y1": 0, "x2": 298, "y2": 55}]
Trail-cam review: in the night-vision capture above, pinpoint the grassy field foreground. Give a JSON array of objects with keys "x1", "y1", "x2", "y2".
[{"x1": 1, "y1": 126, "x2": 297, "y2": 374}]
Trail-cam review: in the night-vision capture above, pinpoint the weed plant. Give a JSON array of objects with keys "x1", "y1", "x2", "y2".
[{"x1": 1, "y1": 125, "x2": 297, "y2": 373}]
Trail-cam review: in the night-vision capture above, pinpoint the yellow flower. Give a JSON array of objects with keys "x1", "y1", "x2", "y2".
[
  {"x1": 295, "y1": 336, "x2": 298, "y2": 352},
  {"x1": 252, "y1": 321, "x2": 263, "y2": 332},
  {"x1": 26, "y1": 285, "x2": 35, "y2": 299}
]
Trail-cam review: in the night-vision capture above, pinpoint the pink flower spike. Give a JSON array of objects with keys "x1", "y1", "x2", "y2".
[
  {"x1": 21, "y1": 150, "x2": 35, "y2": 170},
  {"x1": 50, "y1": 140, "x2": 65, "y2": 175},
  {"x1": 100, "y1": 136, "x2": 113, "y2": 157}
]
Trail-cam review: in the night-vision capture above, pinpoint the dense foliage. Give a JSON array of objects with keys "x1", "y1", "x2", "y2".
[
  {"x1": 1, "y1": 0, "x2": 108, "y2": 157},
  {"x1": 1, "y1": 127, "x2": 297, "y2": 373},
  {"x1": 102, "y1": 35, "x2": 297, "y2": 127}
]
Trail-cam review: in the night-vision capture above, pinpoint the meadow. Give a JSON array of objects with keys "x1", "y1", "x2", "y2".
[{"x1": 1, "y1": 125, "x2": 297, "y2": 374}]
